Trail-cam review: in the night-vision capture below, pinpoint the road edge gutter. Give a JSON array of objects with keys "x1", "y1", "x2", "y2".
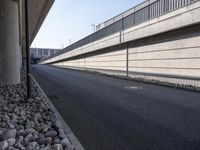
[
  {"x1": 53, "y1": 65, "x2": 200, "y2": 93},
  {"x1": 31, "y1": 75, "x2": 85, "y2": 150}
]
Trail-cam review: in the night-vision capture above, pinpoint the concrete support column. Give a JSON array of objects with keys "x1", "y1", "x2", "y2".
[{"x1": 0, "y1": 0, "x2": 20, "y2": 85}]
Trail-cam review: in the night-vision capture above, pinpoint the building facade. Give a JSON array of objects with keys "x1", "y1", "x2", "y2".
[{"x1": 31, "y1": 48, "x2": 60, "y2": 64}]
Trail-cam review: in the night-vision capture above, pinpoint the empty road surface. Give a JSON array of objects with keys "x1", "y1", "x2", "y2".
[{"x1": 32, "y1": 65, "x2": 200, "y2": 150}]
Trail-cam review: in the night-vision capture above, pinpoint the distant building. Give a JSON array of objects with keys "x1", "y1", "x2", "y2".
[{"x1": 31, "y1": 48, "x2": 60, "y2": 64}]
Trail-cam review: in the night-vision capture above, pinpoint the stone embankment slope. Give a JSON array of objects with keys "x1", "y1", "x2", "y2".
[{"x1": 0, "y1": 75, "x2": 74, "y2": 150}]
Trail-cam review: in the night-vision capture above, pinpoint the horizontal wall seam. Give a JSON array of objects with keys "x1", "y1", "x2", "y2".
[
  {"x1": 85, "y1": 60, "x2": 126, "y2": 62},
  {"x1": 129, "y1": 66, "x2": 200, "y2": 70},
  {"x1": 128, "y1": 45, "x2": 200, "y2": 55},
  {"x1": 87, "y1": 53, "x2": 126, "y2": 58},
  {"x1": 84, "y1": 66, "x2": 126, "y2": 67},
  {"x1": 129, "y1": 57, "x2": 200, "y2": 61}
]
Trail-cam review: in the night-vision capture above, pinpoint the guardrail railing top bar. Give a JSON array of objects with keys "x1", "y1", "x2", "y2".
[
  {"x1": 96, "y1": 0, "x2": 150, "y2": 31},
  {"x1": 41, "y1": 0, "x2": 199, "y2": 63}
]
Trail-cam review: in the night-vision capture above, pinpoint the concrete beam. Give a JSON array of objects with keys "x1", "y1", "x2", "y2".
[{"x1": 19, "y1": 0, "x2": 55, "y2": 60}]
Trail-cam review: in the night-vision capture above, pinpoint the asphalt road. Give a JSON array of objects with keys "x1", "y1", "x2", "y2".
[{"x1": 32, "y1": 65, "x2": 200, "y2": 150}]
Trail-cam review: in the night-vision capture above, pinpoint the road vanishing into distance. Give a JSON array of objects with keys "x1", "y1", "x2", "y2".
[{"x1": 32, "y1": 65, "x2": 200, "y2": 150}]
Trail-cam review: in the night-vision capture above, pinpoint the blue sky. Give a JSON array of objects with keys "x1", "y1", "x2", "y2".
[{"x1": 31, "y1": 0, "x2": 145, "y2": 49}]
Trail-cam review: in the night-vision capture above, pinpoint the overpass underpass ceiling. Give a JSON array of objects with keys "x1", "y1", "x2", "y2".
[{"x1": 20, "y1": 0, "x2": 54, "y2": 55}]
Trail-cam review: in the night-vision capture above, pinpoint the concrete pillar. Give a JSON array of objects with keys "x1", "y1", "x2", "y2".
[{"x1": 0, "y1": 0, "x2": 21, "y2": 85}]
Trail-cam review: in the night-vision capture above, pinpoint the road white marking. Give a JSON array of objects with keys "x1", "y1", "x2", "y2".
[{"x1": 124, "y1": 86, "x2": 143, "y2": 90}]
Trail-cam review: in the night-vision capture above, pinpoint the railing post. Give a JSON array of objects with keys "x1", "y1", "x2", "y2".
[
  {"x1": 120, "y1": 17, "x2": 124, "y2": 44},
  {"x1": 148, "y1": 0, "x2": 150, "y2": 19}
]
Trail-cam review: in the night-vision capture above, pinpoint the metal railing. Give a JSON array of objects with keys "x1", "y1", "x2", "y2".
[{"x1": 42, "y1": 0, "x2": 198, "y2": 62}]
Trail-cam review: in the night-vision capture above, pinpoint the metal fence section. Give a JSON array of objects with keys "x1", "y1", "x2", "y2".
[
  {"x1": 42, "y1": 0, "x2": 199, "y2": 62},
  {"x1": 128, "y1": 71, "x2": 200, "y2": 89}
]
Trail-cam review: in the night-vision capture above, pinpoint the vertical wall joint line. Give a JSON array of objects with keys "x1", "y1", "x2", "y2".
[{"x1": 126, "y1": 43, "x2": 129, "y2": 77}]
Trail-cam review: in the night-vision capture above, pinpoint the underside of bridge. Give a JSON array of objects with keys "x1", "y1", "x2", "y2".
[{"x1": 0, "y1": 0, "x2": 54, "y2": 85}]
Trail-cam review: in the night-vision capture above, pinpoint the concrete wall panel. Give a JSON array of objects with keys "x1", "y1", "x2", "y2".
[
  {"x1": 123, "y1": 1, "x2": 200, "y2": 43},
  {"x1": 42, "y1": 2, "x2": 200, "y2": 88},
  {"x1": 129, "y1": 48, "x2": 200, "y2": 60}
]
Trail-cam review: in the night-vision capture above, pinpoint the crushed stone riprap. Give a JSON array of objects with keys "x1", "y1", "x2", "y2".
[{"x1": 0, "y1": 78, "x2": 74, "y2": 150}]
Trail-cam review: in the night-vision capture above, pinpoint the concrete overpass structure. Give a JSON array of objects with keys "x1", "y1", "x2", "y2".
[
  {"x1": 0, "y1": 0, "x2": 54, "y2": 85},
  {"x1": 41, "y1": 0, "x2": 200, "y2": 88}
]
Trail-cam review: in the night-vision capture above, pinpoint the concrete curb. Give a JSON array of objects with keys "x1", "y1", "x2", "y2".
[{"x1": 31, "y1": 75, "x2": 85, "y2": 150}]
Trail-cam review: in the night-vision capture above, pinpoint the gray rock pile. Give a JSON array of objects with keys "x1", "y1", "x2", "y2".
[{"x1": 0, "y1": 77, "x2": 74, "y2": 150}]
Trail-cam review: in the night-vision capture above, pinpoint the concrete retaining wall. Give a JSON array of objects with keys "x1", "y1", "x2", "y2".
[{"x1": 42, "y1": 1, "x2": 200, "y2": 88}]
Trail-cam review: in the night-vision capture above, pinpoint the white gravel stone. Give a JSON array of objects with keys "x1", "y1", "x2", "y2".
[
  {"x1": 45, "y1": 130, "x2": 57, "y2": 138},
  {"x1": 40, "y1": 102, "x2": 48, "y2": 111},
  {"x1": 26, "y1": 121, "x2": 35, "y2": 129},
  {"x1": 0, "y1": 141, "x2": 8, "y2": 150},
  {"x1": 24, "y1": 128, "x2": 36, "y2": 136},
  {"x1": 7, "y1": 146, "x2": 18, "y2": 150},
  {"x1": 17, "y1": 129, "x2": 24, "y2": 136},
  {"x1": 53, "y1": 144, "x2": 63, "y2": 150},
  {"x1": 60, "y1": 137, "x2": 70, "y2": 147},
  {"x1": 15, "y1": 135, "x2": 23, "y2": 148},
  {"x1": 0, "y1": 72, "x2": 73, "y2": 149},
  {"x1": 58, "y1": 129, "x2": 66, "y2": 139},
  {"x1": 0, "y1": 129, "x2": 17, "y2": 141},
  {"x1": 6, "y1": 138, "x2": 16, "y2": 146},
  {"x1": 39, "y1": 137, "x2": 52, "y2": 145},
  {"x1": 24, "y1": 133, "x2": 33, "y2": 142}
]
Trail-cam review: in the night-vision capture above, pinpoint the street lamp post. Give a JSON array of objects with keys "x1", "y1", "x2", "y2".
[
  {"x1": 92, "y1": 24, "x2": 95, "y2": 33},
  {"x1": 69, "y1": 39, "x2": 71, "y2": 45},
  {"x1": 61, "y1": 43, "x2": 64, "y2": 49}
]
